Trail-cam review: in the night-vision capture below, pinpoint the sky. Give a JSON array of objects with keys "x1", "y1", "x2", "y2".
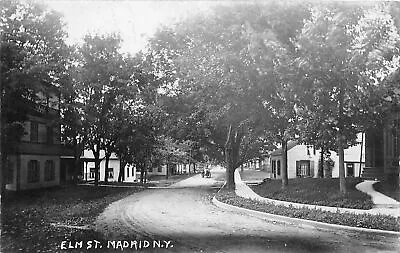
[{"x1": 40, "y1": 0, "x2": 221, "y2": 55}]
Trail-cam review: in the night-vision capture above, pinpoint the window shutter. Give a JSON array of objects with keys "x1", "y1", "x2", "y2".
[{"x1": 310, "y1": 161, "x2": 315, "y2": 177}]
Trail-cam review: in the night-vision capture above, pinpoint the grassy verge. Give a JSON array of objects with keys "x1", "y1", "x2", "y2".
[
  {"x1": 251, "y1": 177, "x2": 374, "y2": 209},
  {"x1": 1, "y1": 185, "x2": 143, "y2": 253},
  {"x1": 215, "y1": 189, "x2": 400, "y2": 232}
]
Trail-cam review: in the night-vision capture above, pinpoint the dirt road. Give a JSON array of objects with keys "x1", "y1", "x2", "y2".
[{"x1": 95, "y1": 167, "x2": 400, "y2": 253}]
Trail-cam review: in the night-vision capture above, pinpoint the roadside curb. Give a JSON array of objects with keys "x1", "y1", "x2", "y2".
[
  {"x1": 236, "y1": 170, "x2": 400, "y2": 217},
  {"x1": 211, "y1": 195, "x2": 400, "y2": 236}
]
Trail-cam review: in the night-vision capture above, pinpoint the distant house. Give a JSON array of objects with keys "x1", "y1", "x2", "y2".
[
  {"x1": 80, "y1": 150, "x2": 137, "y2": 182},
  {"x1": 80, "y1": 150, "x2": 194, "y2": 182},
  {"x1": 145, "y1": 163, "x2": 197, "y2": 180},
  {"x1": 6, "y1": 90, "x2": 61, "y2": 191},
  {"x1": 146, "y1": 163, "x2": 168, "y2": 176},
  {"x1": 269, "y1": 135, "x2": 365, "y2": 179},
  {"x1": 242, "y1": 157, "x2": 270, "y2": 171},
  {"x1": 77, "y1": 147, "x2": 211, "y2": 183}
]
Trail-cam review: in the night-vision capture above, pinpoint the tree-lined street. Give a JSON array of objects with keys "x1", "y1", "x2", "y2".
[{"x1": 2, "y1": 1, "x2": 400, "y2": 252}]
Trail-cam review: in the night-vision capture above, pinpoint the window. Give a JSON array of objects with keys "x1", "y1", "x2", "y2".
[
  {"x1": 346, "y1": 163, "x2": 354, "y2": 177},
  {"x1": 90, "y1": 168, "x2": 96, "y2": 178},
  {"x1": 127, "y1": 166, "x2": 130, "y2": 177},
  {"x1": 107, "y1": 168, "x2": 114, "y2": 179},
  {"x1": 28, "y1": 160, "x2": 40, "y2": 183},
  {"x1": 306, "y1": 145, "x2": 316, "y2": 156},
  {"x1": 277, "y1": 160, "x2": 281, "y2": 176},
  {"x1": 158, "y1": 166, "x2": 162, "y2": 173},
  {"x1": 30, "y1": 122, "x2": 38, "y2": 143},
  {"x1": 296, "y1": 160, "x2": 310, "y2": 177},
  {"x1": 47, "y1": 126, "x2": 54, "y2": 144},
  {"x1": 148, "y1": 167, "x2": 153, "y2": 172},
  {"x1": 45, "y1": 160, "x2": 55, "y2": 181},
  {"x1": 271, "y1": 160, "x2": 276, "y2": 178}
]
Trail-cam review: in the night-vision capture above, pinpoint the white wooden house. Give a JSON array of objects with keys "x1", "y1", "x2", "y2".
[
  {"x1": 81, "y1": 150, "x2": 137, "y2": 182},
  {"x1": 269, "y1": 134, "x2": 365, "y2": 179}
]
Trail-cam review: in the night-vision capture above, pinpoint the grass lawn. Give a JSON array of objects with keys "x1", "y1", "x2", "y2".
[
  {"x1": 239, "y1": 169, "x2": 271, "y2": 182},
  {"x1": 1, "y1": 185, "x2": 143, "y2": 253},
  {"x1": 373, "y1": 182, "x2": 400, "y2": 202},
  {"x1": 251, "y1": 177, "x2": 374, "y2": 209}
]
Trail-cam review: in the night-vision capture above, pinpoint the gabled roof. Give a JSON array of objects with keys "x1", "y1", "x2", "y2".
[{"x1": 269, "y1": 140, "x2": 298, "y2": 156}]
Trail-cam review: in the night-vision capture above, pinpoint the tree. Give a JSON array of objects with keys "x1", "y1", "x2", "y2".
[
  {"x1": 296, "y1": 2, "x2": 400, "y2": 193},
  {"x1": 154, "y1": 136, "x2": 194, "y2": 179},
  {"x1": 59, "y1": 69, "x2": 86, "y2": 183},
  {"x1": 244, "y1": 2, "x2": 310, "y2": 189},
  {"x1": 72, "y1": 33, "x2": 133, "y2": 186},
  {"x1": 0, "y1": 0, "x2": 69, "y2": 191},
  {"x1": 147, "y1": 4, "x2": 284, "y2": 190}
]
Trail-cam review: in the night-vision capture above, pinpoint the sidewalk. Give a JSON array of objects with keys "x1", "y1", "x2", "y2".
[
  {"x1": 235, "y1": 170, "x2": 400, "y2": 217},
  {"x1": 356, "y1": 181, "x2": 400, "y2": 207}
]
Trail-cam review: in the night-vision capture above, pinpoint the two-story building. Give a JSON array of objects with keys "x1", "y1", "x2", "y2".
[{"x1": 6, "y1": 91, "x2": 61, "y2": 191}]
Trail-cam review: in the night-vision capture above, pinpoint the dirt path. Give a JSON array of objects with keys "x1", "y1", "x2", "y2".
[{"x1": 95, "y1": 168, "x2": 400, "y2": 253}]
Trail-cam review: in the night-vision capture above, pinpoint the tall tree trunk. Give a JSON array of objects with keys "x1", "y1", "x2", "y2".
[
  {"x1": 73, "y1": 139, "x2": 84, "y2": 184},
  {"x1": 337, "y1": 133, "x2": 347, "y2": 194},
  {"x1": 225, "y1": 125, "x2": 235, "y2": 190},
  {"x1": 225, "y1": 145, "x2": 235, "y2": 190},
  {"x1": 166, "y1": 163, "x2": 169, "y2": 180},
  {"x1": 94, "y1": 156, "x2": 100, "y2": 186},
  {"x1": 140, "y1": 162, "x2": 145, "y2": 184},
  {"x1": 104, "y1": 153, "x2": 110, "y2": 183},
  {"x1": 225, "y1": 125, "x2": 241, "y2": 190},
  {"x1": 358, "y1": 133, "x2": 364, "y2": 178},
  {"x1": 118, "y1": 159, "x2": 126, "y2": 182},
  {"x1": 281, "y1": 139, "x2": 289, "y2": 189},
  {"x1": 92, "y1": 145, "x2": 100, "y2": 186},
  {"x1": 337, "y1": 88, "x2": 347, "y2": 194},
  {"x1": 318, "y1": 146, "x2": 324, "y2": 178}
]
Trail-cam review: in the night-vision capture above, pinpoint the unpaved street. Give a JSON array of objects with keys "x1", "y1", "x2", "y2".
[{"x1": 95, "y1": 168, "x2": 400, "y2": 253}]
